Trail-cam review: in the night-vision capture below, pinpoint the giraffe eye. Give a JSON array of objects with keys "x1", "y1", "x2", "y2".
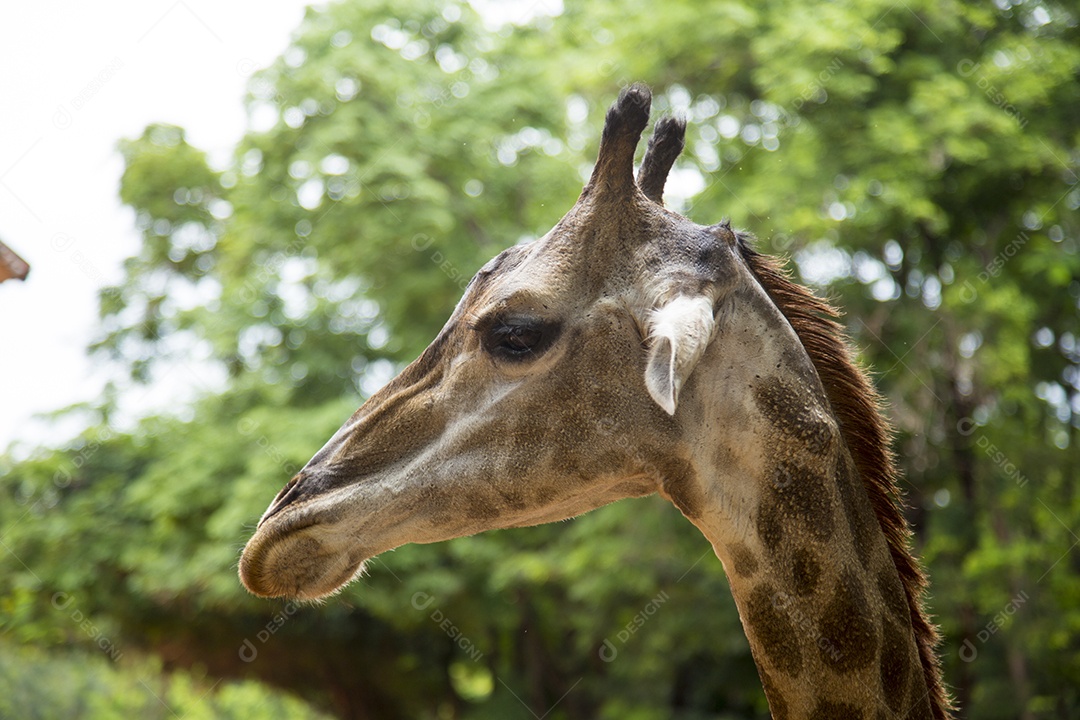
[
  {"x1": 494, "y1": 324, "x2": 542, "y2": 353},
  {"x1": 481, "y1": 318, "x2": 560, "y2": 361}
]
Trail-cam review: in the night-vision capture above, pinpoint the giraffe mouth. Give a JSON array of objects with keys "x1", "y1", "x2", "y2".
[{"x1": 239, "y1": 510, "x2": 370, "y2": 600}]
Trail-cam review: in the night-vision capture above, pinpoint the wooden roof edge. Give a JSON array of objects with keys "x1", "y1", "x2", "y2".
[{"x1": 0, "y1": 240, "x2": 30, "y2": 282}]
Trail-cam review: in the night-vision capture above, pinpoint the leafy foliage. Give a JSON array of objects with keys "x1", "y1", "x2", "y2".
[
  {"x1": 0, "y1": 642, "x2": 333, "y2": 720},
  {"x1": 3, "y1": 0, "x2": 1079, "y2": 718}
]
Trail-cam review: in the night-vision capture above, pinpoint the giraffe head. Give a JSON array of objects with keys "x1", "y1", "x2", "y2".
[{"x1": 239, "y1": 84, "x2": 754, "y2": 599}]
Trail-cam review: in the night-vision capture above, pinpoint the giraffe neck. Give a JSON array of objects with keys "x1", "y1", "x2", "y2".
[
  {"x1": 666, "y1": 287, "x2": 934, "y2": 719},
  {"x1": 698, "y1": 446, "x2": 932, "y2": 718}
]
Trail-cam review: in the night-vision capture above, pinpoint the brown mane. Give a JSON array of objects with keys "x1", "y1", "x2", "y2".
[{"x1": 738, "y1": 237, "x2": 952, "y2": 719}]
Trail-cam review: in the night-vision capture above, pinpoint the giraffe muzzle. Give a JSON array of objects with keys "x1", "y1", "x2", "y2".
[{"x1": 259, "y1": 472, "x2": 309, "y2": 527}]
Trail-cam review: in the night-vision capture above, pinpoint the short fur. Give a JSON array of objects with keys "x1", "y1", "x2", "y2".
[
  {"x1": 738, "y1": 238, "x2": 953, "y2": 720},
  {"x1": 240, "y1": 83, "x2": 953, "y2": 718}
]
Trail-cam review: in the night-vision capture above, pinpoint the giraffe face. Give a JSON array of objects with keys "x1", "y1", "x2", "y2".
[
  {"x1": 238, "y1": 207, "x2": 706, "y2": 599},
  {"x1": 239, "y1": 84, "x2": 740, "y2": 600}
]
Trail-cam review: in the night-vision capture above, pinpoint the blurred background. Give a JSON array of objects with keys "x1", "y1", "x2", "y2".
[{"x1": 1, "y1": 0, "x2": 1078, "y2": 718}]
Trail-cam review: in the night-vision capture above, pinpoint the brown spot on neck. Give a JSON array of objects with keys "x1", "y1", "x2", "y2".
[
  {"x1": 754, "y1": 377, "x2": 835, "y2": 455},
  {"x1": 729, "y1": 543, "x2": 759, "y2": 578},
  {"x1": 818, "y1": 570, "x2": 878, "y2": 672},
  {"x1": 877, "y1": 565, "x2": 910, "y2": 623},
  {"x1": 809, "y1": 700, "x2": 864, "y2": 720},
  {"x1": 768, "y1": 460, "x2": 836, "y2": 541},
  {"x1": 906, "y1": 678, "x2": 936, "y2": 719},
  {"x1": 791, "y1": 548, "x2": 822, "y2": 596},
  {"x1": 880, "y1": 615, "x2": 911, "y2": 712},
  {"x1": 745, "y1": 584, "x2": 803, "y2": 677}
]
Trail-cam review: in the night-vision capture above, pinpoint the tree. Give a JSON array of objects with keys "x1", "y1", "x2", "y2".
[{"x1": 2, "y1": 0, "x2": 1078, "y2": 717}]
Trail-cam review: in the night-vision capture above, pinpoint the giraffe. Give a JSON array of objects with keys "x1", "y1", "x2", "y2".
[{"x1": 239, "y1": 84, "x2": 952, "y2": 719}]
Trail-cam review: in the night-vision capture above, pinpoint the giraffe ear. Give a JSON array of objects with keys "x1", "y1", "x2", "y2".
[{"x1": 644, "y1": 296, "x2": 717, "y2": 415}]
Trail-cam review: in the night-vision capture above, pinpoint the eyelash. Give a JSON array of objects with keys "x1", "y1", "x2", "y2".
[
  {"x1": 478, "y1": 317, "x2": 560, "y2": 362},
  {"x1": 490, "y1": 323, "x2": 543, "y2": 356}
]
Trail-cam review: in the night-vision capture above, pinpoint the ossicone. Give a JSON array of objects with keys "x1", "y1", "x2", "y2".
[
  {"x1": 637, "y1": 115, "x2": 686, "y2": 204},
  {"x1": 585, "y1": 83, "x2": 652, "y2": 196},
  {"x1": 584, "y1": 83, "x2": 687, "y2": 207}
]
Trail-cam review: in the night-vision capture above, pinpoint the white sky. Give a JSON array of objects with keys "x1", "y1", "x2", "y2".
[{"x1": 0, "y1": 0, "x2": 314, "y2": 453}]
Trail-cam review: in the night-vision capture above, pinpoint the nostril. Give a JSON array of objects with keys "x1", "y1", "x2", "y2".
[
  {"x1": 273, "y1": 475, "x2": 301, "y2": 503},
  {"x1": 259, "y1": 473, "x2": 308, "y2": 526}
]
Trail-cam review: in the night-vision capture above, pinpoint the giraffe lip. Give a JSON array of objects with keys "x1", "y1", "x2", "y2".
[{"x1": 239, "y1": 514, "x2": 369, "y2": 600}]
